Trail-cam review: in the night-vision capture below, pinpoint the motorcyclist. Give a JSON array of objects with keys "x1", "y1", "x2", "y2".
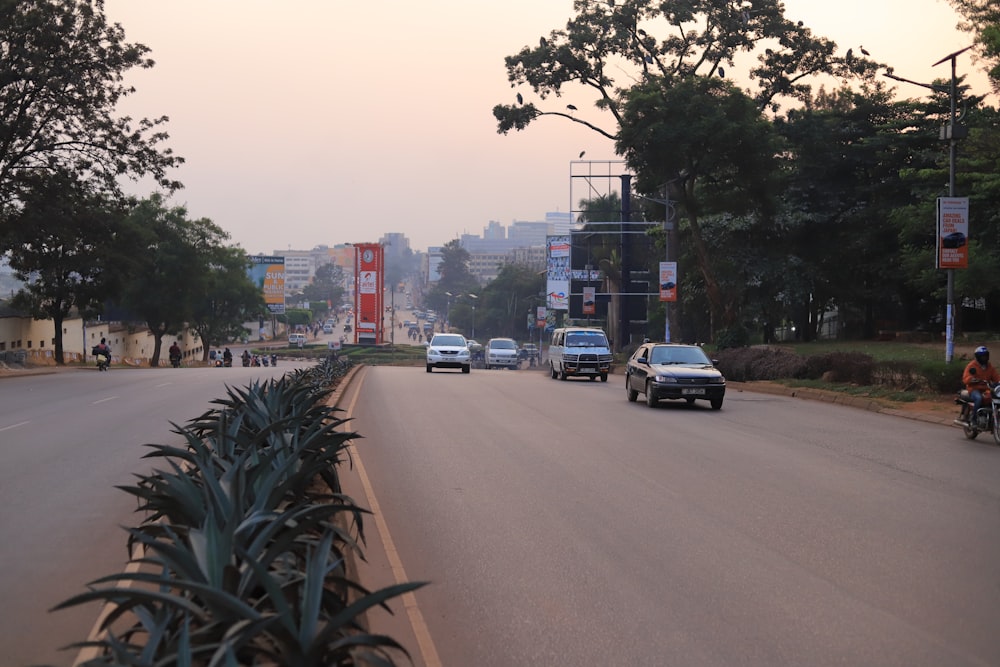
[
  {"x1": 961, "y1": 345, "x2": 1000, "y2": 424},
  {"x1": 223, "y1": 347, "x2": 233, "y2": 367},
  {"x1": 168, "y1": 340, "x2": 182, "y2": 367},
  {"x1": 94, "y1": 337, "x2": 111, "y2": 369},
  {"x1": 242, "y1": 349, "x2": 251, "y2": 367}
]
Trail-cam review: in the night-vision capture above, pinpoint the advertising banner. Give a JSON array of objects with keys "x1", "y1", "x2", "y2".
[
  {"x1": 249, "y1": 255, "x2": 285, "y2": 314},
  {"x1": 353, "y1": 243, "x2": 384, "y2": 344},
  {"x1": 546, "y1": 235, "x2": 570, "y2": 310},
  {"x1": 937, "y1": 197, "x2": 969, "y2": 270},
  {"x1": 536, "y1": 306, "x2": 547, "y2": 329},
  {"x1": 659, "y1": 262, "x2": 678, "y2": 302},
  {"x1": 582, "y1": 286, "x2": 596, "y2": 315}
]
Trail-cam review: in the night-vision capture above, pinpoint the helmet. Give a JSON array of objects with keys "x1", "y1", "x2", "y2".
[{"x1": 975, "y1": 345, "x2": 989, "y2": 365}]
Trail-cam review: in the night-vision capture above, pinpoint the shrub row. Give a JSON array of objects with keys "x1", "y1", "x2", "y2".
[
  {"x1": 54, "y1": 355, "x2": 423, "y2": 666},
  {"x1": 714, "y1": 346, "x2": 964, "y2": 393}
]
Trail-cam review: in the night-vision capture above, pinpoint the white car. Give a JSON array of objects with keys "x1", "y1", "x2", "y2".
[
  {"x1": 426, "y1": 333, "x2": 471, "y2": 373},
  {"x1": 486, "y1": 337, "x2": 520, "y2": 369}
]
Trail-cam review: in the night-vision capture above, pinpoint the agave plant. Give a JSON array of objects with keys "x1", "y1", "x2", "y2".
[{"x1": 54, "y1": 355, "x2": 424, "y2": 666}]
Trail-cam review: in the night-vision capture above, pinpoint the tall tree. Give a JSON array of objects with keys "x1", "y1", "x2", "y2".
[
  {"x1": 120, "y1": 195, "x2": 229, "y2": 366},
  {"x1": 188, "y1": 246, "x2": 263, "y2": 362},
  {"x1": 4, "y1": 169, "x2": 130, "y2": 363},
  {"x1": 0, "y1": 0, "x2": 182, "y2": 223},
  {"x1": 302, "y1": 262, "x2": 346, "y2": 307},
  {"x1": 948, "y1": 0, "x2": 1000, "y2": 93},
  {"x1": 493, "y1": 0, "x2": 876, "y2": 338}
]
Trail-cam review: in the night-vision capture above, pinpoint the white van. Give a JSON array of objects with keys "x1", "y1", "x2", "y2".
[
  {"x1": 288, "y1": 333, "x2": 307, "y2": 347},
  {"x1": 548, "y1": 327, "x2": 613, "y2": 382}
]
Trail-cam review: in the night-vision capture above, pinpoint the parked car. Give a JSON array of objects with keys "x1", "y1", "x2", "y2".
[
  {"x1": 625, "y1": 342, "x2": 726, "y2": 410},
  {"x1": 288, "y1": 333, "x2": 307, "y2": 347},
  {"x1": 486, "y1": 337, "x2": 520, "y2": 369},
  {"x1": 426, "y1": 333, "x2": 471, "y2": 373}
]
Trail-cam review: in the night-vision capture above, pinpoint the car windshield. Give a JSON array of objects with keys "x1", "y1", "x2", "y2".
[
  {"x1": 490, "y1": 339, "x2": 517, "y2": 349},
  {"x1": 432, "y1": 335, "x2": 466, "y2": 347},
  {"x1": 566, "y1": 332, "x2": 608, "y2": 347},
  {"x1": 649, "y1": 346, "x2": 711, "y2": 365}
]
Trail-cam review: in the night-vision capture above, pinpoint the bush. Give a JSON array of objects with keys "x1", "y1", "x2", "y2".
[
  {"x1": 714, "y1": 324, "x2": 750, "y2": 350},
  {"x1": 802, "y1": 351, "x2": 875, "y2": 385},
  {"x1": 714, "y1": 346, "x2": 807, "y2": 381},
  {"x1": 919, "y1": 359, "x2": 965, "y2": 394}
]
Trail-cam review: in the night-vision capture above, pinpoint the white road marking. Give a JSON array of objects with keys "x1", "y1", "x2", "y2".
[{"x1": 0, "y1": 420, "x2": 30, "y2": 432}]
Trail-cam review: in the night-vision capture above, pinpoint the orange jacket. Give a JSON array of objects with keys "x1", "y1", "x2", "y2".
[{"x1": 963, "y1": 360, "x2": 1000, "y2": 391}]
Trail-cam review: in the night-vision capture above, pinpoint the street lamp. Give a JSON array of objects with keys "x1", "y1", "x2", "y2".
[
  {"x1": 885, "y1": 45, "x2": 972, "y2": 363},
  {"x1": 444, "y1": 291, "x2": 453, "y2": 332},
  {"x1": 468, "y1": 294, "x2": 478, "y2": 339}
]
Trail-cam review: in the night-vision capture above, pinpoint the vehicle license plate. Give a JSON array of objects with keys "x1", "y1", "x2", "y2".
[{"x1": 681, "y1": 388, "x2": 705, "y2": 395}]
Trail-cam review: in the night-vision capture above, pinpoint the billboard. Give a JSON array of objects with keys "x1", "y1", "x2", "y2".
[
  {"x1": 937, "y1": 197, "x2": 969, "y2": 270},
  {"x1": 249, "y1": 255, "x2": 285, "y2": 314},
  {"x1": 546, "y1": 235, "x2": 570, "y2": 311},
  {"x1": 353, "y1": 243, "x2": 384, "y2": 345}
]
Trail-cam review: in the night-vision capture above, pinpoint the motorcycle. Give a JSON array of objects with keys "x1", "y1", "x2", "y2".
[
  {"x1": 954, "y1": 381, "x2": 1000, "y2": 444},
  {"x1": 92, "y1": 346, "x2": 110, "y2": 372},
  {"x1": 270, "y1": 353, "x2": 277, "y2": 367},
  {"x1": 170, "y1": 354, "x2": 181, "y2": 368}
]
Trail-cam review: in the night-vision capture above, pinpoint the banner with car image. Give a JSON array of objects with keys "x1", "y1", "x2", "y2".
[
  {"x1": 659, "y1": 262, "x2": 677, "y2": 302},
  {"x1": 937, "y1": 197, "x2": 969, "y2": 270}
]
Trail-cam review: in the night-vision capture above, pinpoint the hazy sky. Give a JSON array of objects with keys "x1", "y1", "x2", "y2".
[{"x1": 103, "y1": 1, "x2": 989, "y2": 255}]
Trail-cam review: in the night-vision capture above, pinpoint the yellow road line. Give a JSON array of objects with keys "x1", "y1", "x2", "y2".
[{"x1": 344, "y1": 368, "x2": 442, "y2": 667}]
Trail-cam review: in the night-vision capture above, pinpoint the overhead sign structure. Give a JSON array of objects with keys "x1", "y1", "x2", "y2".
[
  {"x1": 248, "y1": 255, "x2": 285, "y2": 315},
  {"x1": 353, "y1": 243, "x2": 384, "y2": 345},
  {"x1": 937, "y1": 197, "x2": 969, "y2": 270}
]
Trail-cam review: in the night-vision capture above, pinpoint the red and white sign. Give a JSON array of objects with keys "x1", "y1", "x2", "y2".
[
  {"x1": 353, "y1": 243, "x2": 384, "y2": 344},
  {"x1": 659, "y1": 262, "x2": 677, "y2": 302}
]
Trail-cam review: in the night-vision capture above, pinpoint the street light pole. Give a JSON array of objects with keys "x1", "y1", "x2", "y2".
[
  {"x1": 885, "y1": 45, "x2": 971, "y2": 363},
  {"x1": 468, "y1": 294, "x2": 478, "y2": 339}
]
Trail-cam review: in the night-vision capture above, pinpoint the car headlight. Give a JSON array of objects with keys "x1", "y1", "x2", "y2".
[
  {"x1": 708, "y1": 376, "x2": 725, "y2": 384},
  {"x1": 654, "y1": 375, "x2": 677, "y2": 383}
]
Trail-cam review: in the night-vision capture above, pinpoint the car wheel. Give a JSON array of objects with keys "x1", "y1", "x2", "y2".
[
  {"x1": 550, "y1": 363, "x2": 558, "y2": 379},
  {"x1": 600, "y1": 373, "x2": 608, "y2": 382},
  {"x1": 645, "y1": 382, "x2": 657, "y2": 407},
  {"x1": 462, "y1": 365, "x2": 471, "y2": 374},
  {"x1": 626, "y1": 379, "x2": 638, "y2": 402},
  {"x1": 710, "y1": 397, "x2": 723, "y2": 411},
  {"x1": 560, "y1": 368, "x2": 568, "y2": 381},
  {"x1": 426, "y1": 364, "x2": 433, "y2": 373}
]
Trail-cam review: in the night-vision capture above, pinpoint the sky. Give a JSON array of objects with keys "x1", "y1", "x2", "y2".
[{"x1": 102, "y1": 1, "x2": 991, "y2": 255}]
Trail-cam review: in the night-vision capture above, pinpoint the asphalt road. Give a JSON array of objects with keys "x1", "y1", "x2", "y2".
[
  {"x1": 0, "y1": 363, "x2": 298, "y2": 667},
  {"x1": 339, "y1": 365, "x2": 1000, "y2": 667}
]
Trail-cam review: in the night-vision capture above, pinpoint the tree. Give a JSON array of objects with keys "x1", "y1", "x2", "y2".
[
  {"x1": 302, "y1": 262, "x2": 346, "y2": 308},
  {"x1": 617, "y1": 77, "x2": 782, "y2": 332},
  {"x1": 493, "y1": 0, "x2": 875, "y2": 339},
  {"x1": 0, "y1": 0, "x2": 182, "y2": 222},
  {"x1": 4, "y1": 169, "x2": 130, "y2": 363},
  {"x1": 188, "y1": 246, "x2": 264, "y2": 362},
  {"x1": 120, "y1": 195, "x2": 230, "y2": 366},
  {"x1": 476, "y1": 263, "x2": 545, "y2": 340},
  {"x1": 426, "y1": 240, "x2": 478, "y2": 316},
  {"x1": 948, "y1": 0, "x2": 1000, "y2": 93}
]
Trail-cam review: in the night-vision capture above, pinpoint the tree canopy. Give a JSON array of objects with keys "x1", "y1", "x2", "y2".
[{"x1": 0, "y1": 0, "x2": 182, "y2": 222}]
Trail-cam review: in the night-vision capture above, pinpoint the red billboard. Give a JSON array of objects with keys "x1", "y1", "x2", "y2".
[{"x1": 353, "y1": 243, "x2": 384, "y2": 345}]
